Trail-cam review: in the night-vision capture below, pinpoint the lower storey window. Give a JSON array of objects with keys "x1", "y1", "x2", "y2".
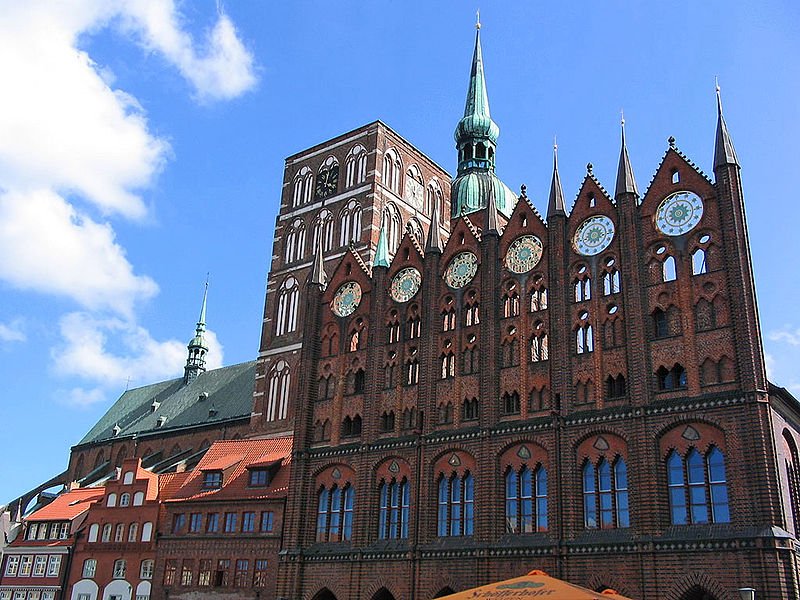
[
  {"x1": 667, "y1": 446, "x2": 729, "y2": 524},
  {"x1": 505, "y1": 465, "x2": 548, "y2": 533},
  {"x1": 234, "y1": 560, "x2": 250, "y2": 587},
  {"x1": 437, "y1": 472, "x2": 474, "y2": 537},
  {"x1": 253, "y1": 559, "x2": 269, "y2": 587},
  {"x1": 214, "y1": 559, "x2": 230, "y2": 587},
  {"x1": 583, "y1": 458, "x2": 629, "y2": 529},
  {"x1": 378, "y1": 478, "x2": 410, "y2": 539},
  {"x1": 198, "y1": 559, "x2": 212, "y2": 586},
  {"x1": 316, "y1": 484, "x2": 355, "y2": 542}
]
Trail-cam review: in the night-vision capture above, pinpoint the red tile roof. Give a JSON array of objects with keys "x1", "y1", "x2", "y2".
[
  {"x1": 166, "y1": 437, "x2": 293, "y2": 502},
  {"x1": 158, "y1": 472, "x2": 192, "y2": 500},
  {"x1": 26, "y1": 487, "x2": 104, "y2": 521}
]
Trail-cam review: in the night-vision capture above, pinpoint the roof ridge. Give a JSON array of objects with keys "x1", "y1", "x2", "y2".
[{"x1": 462, "y1": 215, "x2": 483, "y2": 241}]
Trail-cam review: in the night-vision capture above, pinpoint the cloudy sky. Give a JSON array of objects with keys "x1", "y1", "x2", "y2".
[{"x1": 1, "y1": 1, "x2": 798, "y2": 502}]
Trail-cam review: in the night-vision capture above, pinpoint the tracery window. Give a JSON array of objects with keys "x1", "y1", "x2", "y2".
[
  {"x1": 426, "y1": 179, "x2": 444, "y2": 223},
  {"x1": 576, "y1": 322, "x2": 594, "y2": 354},
  {"x1": 284, "y1": 219, "x2": 306, "y2": 263},
  {"x1": 379, "y1": 411, "x2": 395, "y2": 432},
  {"x1": 574, "y1": 277, "x2": 591, "y2": 302},
  {"x1": 662, "y1": 255, "x2": 677, "y2": 282},
  {"x1": 692, "y1": 248, "x2": 707, "y2": 275},
  {"x1": 383, "y1": 148, "x2": 402, "y2": 194},
  {"x1": 275, "y1": 277, "x2": 299, "y2": 336},
  {"x1": 530, "y1": 286, "x2": 548, "y2": 312},
  {"x1": 341, "y1": 415, "x2": 362, "y2": 437},
  {"x1": 266, "y1": 360, "x2": 291, "y2": 421},
  {"x1": 501, "y1": 391, "x2": 521, "y2": 415},
  {"x1": 316, "y1": 483, "x2": 355, "y2": 542},
  {"x1": 317, "y1": 374, "x2": 335, "y2": 401},
  {"x1": 437, "y1": 402, "x2": 454, "y2": 424},
  {"x1": 387, "y1": 310, "x2": 401, "y2": 343},
  {"x1": 783, "y1": 432, "x2": 800, "y2": 532},
  {"x1": 583, "y1": 457, "x2": 630, "y2": 529},
  {"x1": 378, "y1": 478, "x2": 410, "y2": 539},
  {"x1": 605, "y1": 374, "x2": 626, "y2": 399},
  {"x1": 602, "y1": 269, "x2": 620, "y2": 295},
  {"x1": 501, "y1": 337, "x2": 519, "y2": 367},
  {"x1": 462, "y1": 397, "x2": 479, "y2": 421},
  {"x1": 464, "y1": 292, "x2": 480, "y2": 327},
  {"x1": 462, "y1": 346, "x2": 479, "y2": 374},
  {"x1": 505, "y1": 465, "x2": 548, "y2": 533},
  {"x1": 339, "y1": 200, "x2": 363, "y2": 246},
  {"x1": 437, "y1": 472, "x2": 474, "y2": 537},
  {"x1": 382, "y1": 202, "x2": 402, "y2": 254},
  {"x1": 312, "y1": 209, "x2": 335, "y2": 253},
  {"x1": 345, "y1": 144, "x2": 367, "y2": 188},
  {"x1": 405, "y1": 354, "x2": 419, "y2": 386},
  {"x1": 667, "y1": 447, "x2": 730, "y2": 524},
  {"x1": 292, "y1": 166, "x2": 313, "y2": 207},
  {"x1": 530, "y1": 321, "x2": 549, "y2": 362},
  {"x1": 502, "y1": 282, "x2": 520, "y2": 318},
  {"x1": 406, "y1": 306, "x2": 421, "y2": 339},
  {"x1": 440, "y1": 351, "x2": 455, "y2": 379}
]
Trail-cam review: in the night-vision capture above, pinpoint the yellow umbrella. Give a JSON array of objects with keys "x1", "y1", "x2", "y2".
[{"x1": 441, "y1": 570, "x2": 634, "y2": 600}]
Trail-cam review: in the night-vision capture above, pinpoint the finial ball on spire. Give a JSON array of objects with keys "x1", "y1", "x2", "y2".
[{"x1": 476, "y1": 9, "x2": 481, "y2": 29}]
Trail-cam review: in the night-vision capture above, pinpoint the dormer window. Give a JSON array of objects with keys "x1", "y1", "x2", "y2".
[
  {"x1": 249, "y1": 468, "x2": 270, "y2": 487},
  {"x1": 203, "y1": 471, "x2": 222, "y2": 489}
]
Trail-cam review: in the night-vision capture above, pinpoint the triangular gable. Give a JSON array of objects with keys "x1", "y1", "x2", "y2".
[
  {"x1": 499, "y1": 194, "x2": 549, "y2": 259},
  {"x1": 322, "y1": 247, "x2": 374, "y2": 306},
  {"x1": 641, "y1": 147, "x2": 716, "y2": 217},
  {"x1": 386, "y1": 230, "x2": 425, "y2": 279},
  {"x1": 567, "y1": 173, "x2": 618, "y2": 242},
  {"x1": 440, "y1": 216, "x2": 483, "y2": 272}
]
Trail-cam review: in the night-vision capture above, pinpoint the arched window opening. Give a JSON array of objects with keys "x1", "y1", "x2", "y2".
[
  {"x1": 462, "y1": 346, "x2": 479, "y2": 375},
  {"x1": 382, "y1": 203, "x2": 402, "y2": 254},
  {"x1": 441, "y1": 307, "x2": 456, "y2": 331},
  {"x1": 318, "y1": 374, "x2": 335, "y2": 401},
  {"x1": 530, "y1": 287, "x2": 548, "y2": 312},
  {"x1": 312, "y1": 209, "x2": 335, "y2": 253},
  {"x1": 583, "y1": 458, "x2": 629, "y2": 529},
  {"x1": 662, "y1": 255, "x2": 677, "y2": 282},
  {"x1": 576, "y1": 324, "x2": 594, "y2": 354},
  {"x1": 602, "y1": 269, "x2": 620, "y2": 295},
  {"x1": 784, "y1": 433, "x2": 800, "y2": 533},
  {"x1": 341, "y1": 414, "x2": 362, "y2": 438},
  {"x1": 378, "y1": 478, "x2": 410, "y2": 539},
  {"x1": 379, "y1": 411, "x2": 395, "y2": 432},
  {"x1": 383, "y1": 148, "x2": 402, "y2": 194},
  {"x1": 437, "y1": 402, "x2": 454, "y2": 424},
  {"x1": 339, "y1": 200, "x2": 363, "y2": 246},
  {"x1": 605, "y1": 374, "x2": 626, "y2": 399},
  {"x1": 462, "y1": 398, "x2": 479, "y2": 421},
  {"x1": 406, "y1": 310, "x2": 421, "y2": 340},
  {"x1": 284, "y1": 219, "x2": 306, "y2": 264},
  {"x1": 440, "y1": 352, "x2": 455, "y2": 379},
  {"x1": 530, "y1": 322, "x2": 549, "y2": 362},
  {"x1": 437, "y1": 472, "x2": 474, "y2": 537},
  {"x1": 528, "y1": 387, "x2": 548, "y2": 411},
  {"x1": 505, "y1": 464, "x2": 548, "y2": 533},
  {"x1": 293, "y1": 167, "x2": 313, "y2": 207},
  {"x1": 574, "y1": 278, "x2": 591, "y2": 302},
  {"x1": 667, "y1": 446, "x2": 729, "y2": 524},
  {"x1": 345, "y1": 145, "x2": 367, "y2": 188},
  {"x1": 266, "y1": 360, "x2": 291, "y2": 421},
  {"x1": 405, "y1": 356, "x2": 419, "y2": 386},
  {"x1": 464, "y1": 295, "x2": 480, "y2": 327},
  {"x1": 401, "y1": 408, "x2": 417, "y2": 430},
  {"x1": 501, "y1": 391, "x2": 521, "y2": 415},
  {"x1": 657, "y1": 363, "x2": 687, "y2": 391},
  {"x1": 316, "y1": 483, "x2": 355, "y2": 542},
  {"x1": 275, "y1": 277, "x2": 299, "y2": 336},
  {"x1": 692, "y1": 248, "x2": 707, "y2": 275},
  {"x1": 502, "y1": 285, "x2": 520, "y2": 318}
]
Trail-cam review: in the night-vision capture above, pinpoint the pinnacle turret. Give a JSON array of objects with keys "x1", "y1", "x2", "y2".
[
  {"x1": 184, "y1": 280, "x2": 209, "y2": 384},
  {"x1": 615, "y1": 114, "x2": 639, "y2": 198},
  {"x1": 714, "y1": 82, "x2": 739, "y2": 169},
  {"x1": 425, "y1": 203, "x2": 444, "y2": 253},
  {"x1": 547, "y1": 141, "x2": 566, "y2": 218},
  {"x1": 309, "y1": 236, "x2": 328, "y2": 287},
  {"x1": 374, "y1": 225, "x2": 390, "y2": 267}
]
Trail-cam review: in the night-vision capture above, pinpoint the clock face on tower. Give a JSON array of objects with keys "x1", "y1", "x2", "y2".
[
  {"x1": 331, "y1": 281, "x2": 362, "y2": 317},
  {"x1": 444, "y1": 252, "x2": 478, "y2": 289},
  {"x1": 573, "y1": 215, "x2": 615, "y2": 256},
  {"x1": 655, "y1": 191, "x2": 704, "y2": 236},
  {"x1": 390, "y1": 268, "x2": 422, "y2": 303},
  {"x1": 505, "y1": 235, "x2": 544, "y2": 274},
  {"x1": 315, "y1": 166, "x2": 339, "y2": 199}
]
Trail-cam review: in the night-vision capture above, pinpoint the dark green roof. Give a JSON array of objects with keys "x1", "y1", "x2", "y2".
[{"x1": 77, "y1": 361, "x2": 256, "y2": 446}]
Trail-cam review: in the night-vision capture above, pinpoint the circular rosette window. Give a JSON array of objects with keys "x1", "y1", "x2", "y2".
[
  {"x1": 505, "y1": 235, "x2": 544, "y2": 274},
  {"x1": 390, "y1": 267, "x2": 422, "y2": 303},
  {"x1": 655, "y1": 191, "x2": 704, "y2": 236},
  {"x1": 444, "y1": 251, "x2": 478, "y2": 289},
  {"x1": 573, "y1": 215, "x2": 615, "y2": 256},
  {"x1": 331, "y1": 281, "x2": 362, "y2": 317}
]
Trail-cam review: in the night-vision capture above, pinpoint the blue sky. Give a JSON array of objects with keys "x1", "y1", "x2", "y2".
[{"x1": 1, "y1": 1, "x2": 798, "y2": 503}]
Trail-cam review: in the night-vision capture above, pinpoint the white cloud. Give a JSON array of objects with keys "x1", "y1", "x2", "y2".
[
  {"x1": 0, "y1": 319, "x2": 26, "y2": 343},
  {"x1": 769, "y1": 326, "x2": 800, "y2": 347},
  {"x1": 55, "y1": 311, "x2": 224, "y2": 405},
  {"x1": 0, "y1": 189, "x2": 158, "y2": 317},
  {"x1": 118, "y1": 2, "x2": 257, "y2": 102},
  {"x1": 764, "y1": 352, "x2": 775, "y2": 379}
]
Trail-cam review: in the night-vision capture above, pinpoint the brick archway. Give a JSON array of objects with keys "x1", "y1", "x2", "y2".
[
  {"x1": 311, "y1": 588, "x2": 337, "y2": 600},
  {"x1": 679, "y1": 587, "x2": 720, "y2": 600},
  {"x1": 433, "y1": 587, "x2": 455, "y2": 598},
  {"x1": 370, "y1": 587, "x2": 395, "y2": 600}
]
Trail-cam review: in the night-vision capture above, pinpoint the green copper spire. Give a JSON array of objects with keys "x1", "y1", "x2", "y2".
[
  {"x1": 184, "y1": 280, "x2": 209, "y2": 384},
  {"x1": 451, "y1": 18, "x2": 515, "y2": 220},
  {"x1": 374, "y1": 225, "x2": 390, "y2": 268}
]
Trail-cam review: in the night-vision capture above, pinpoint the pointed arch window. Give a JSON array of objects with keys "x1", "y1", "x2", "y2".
[
  {"x1": 341, "y1": 414, "x2": 362, "y2": 437},
  {"x1": 437, "y1": 402, "x2": 454, "y2": 424},
  {"x1": 383, "y1": 148, "x2": 402, "y2": 194},
  {"x1": 317, "y1": 374, "x2": 335, "y2": 401},
  {"x1": 783, "y1": 433, "x2": 800, "y2": 532},
  {"x1": 667, "y1": 447, "x2": 730, "y2": 524},
  {"x1": 502, "y1": 284, "x2": 520, "y2": 318},
  {"x1": 284, "y1": 219, "x2": 306, "y2": 263},
  {"x1": 583, "y1": 457, "x2": 629, "y2": 529},
  {"x1": 379, "y1": 411, "x2": 395, "y2": 432},
  {"x1": 501, "y1": 337, "x2": 519, "y2": 367},
  {"x1": 605, "y1": 374, "x2": 626, "y2": 399},
  {"x1": 406, "y1": 308, "x2": 421, "y2": 339},
  {"x1": 692, "y1": 248, "x2": 707, "y2": 275},
  {"x1": 574, "y1": 278, "x2": 591, "y2": 302},
  {"x1": 382, "y1": 202, "x2": 402, "y2": 254},
  {"x1": 462, "y1": 397, "x2": 479, "y2": 421},
  {"x1": 442, "y1": 308, "x2": 456, "y2": 331},
  {"x1": 440, "y1": 352, "x2": 455, "y2": 379},
  {"x1": 426, "y1": 179, "x2": 444, "y2": 222},
  {"x1": 602, "y1": 269, "x2": 620, "y2": 295},
  {"x1": 266, "y1": 360, "x2": 291, "y2": 421},
  {"x1": 312, "y1": 209, "x2": 335, "y2": 253},
  {"x1": 316, "y1": 483, "x2": 355, "y2": 542},
  {"x1": 501, "y1": 391, "x2": 521, "y2": 415},
  {"x1": 576, "y1": 323, "x2": 594, "y2": 354},
  {"x1": 276, "y1": 277, "x2": 299, "y2": 336},
  {"x1": 406, "y1": 218, "x2": 423, "y2": 245},
  {"x1": 387, "y1": 310, "x2": 401, "y2": 343},
  {"x1": 505, "y1": 464, "x2": 548, "y2": 533},
  {"x1": 530, "y1": 321, "x2": 549, "y2": 362},
  {"x1": 405, "y1": 356, "x2": 419, "y2": 386},
  {"x1": 464, "y1": 293, "x2": 480, "y2": 327},
  {"x1": 378, "y1": 478, "x2": 410, "y2": 539},
  {"x1": 437, "y1": 472, "x2": 474, "y2": 537},
  {"x1": 662, "y1": 255, "x2": 677, "y2": 282},
  {"x1": 345, "y1": 144, "x2": 367, "y2": 188},
  {"x1": 292, "y1": 167, "x2": 313, "y2": 207},
  {"x1": 462, "y1": 346, "x2": 479, "y2": 374},
  {"x1": 530, "y1": 286, "x2": 548, "y2": 312},
  {"x1": 339, "y1": 200, "x2": 363, "y2": 246},
  {"x1": 657, "y1": 363, "x2": 687, "y2": 391}
]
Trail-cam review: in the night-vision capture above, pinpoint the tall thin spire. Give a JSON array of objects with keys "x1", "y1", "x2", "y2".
[
  {"x1": 486, "y1": 188, "x2": 500, "y2": 234},
  {"x1": 374, "y1": 225, "x2": 390, "y2": 268},
  {"x1": 184, "y1": 279, "x2": 209, "y2": 384},
  {"x1": 547, "y1": 138, "x2": 566, "y2": 218},
  {"x1": 714, "y1": 80, "x2": 739, "y2": 169},
  {"x1": 425, "y1": 203, "x2": 444, "y2": 253},
  {"x1": 310, "y1": 234, "x2": 328, "y2": 287},
  {"x1": 615, "y1": 112, "x2": 639, "y2": 197}
]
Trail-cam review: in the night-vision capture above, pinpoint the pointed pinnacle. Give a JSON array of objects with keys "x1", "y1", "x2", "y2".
[
  {"x1": 197, "y1": 279, "x2": 208, "y2": 328},
  {"x1": 425, "y1": 203, "x2": 444, "y2": 253},
  {"x1": 615, "y1": 114, "x2": 639, "y2": 197},
  {"x1": 547, "y1": 141, "x2": 566, "y2": 218},
  {"x1": 714, "y1": 81, "x2": 739, "y2": 169},
  {"x1": 486, "y1": 189, "x2": 500, "y2": 234},
  {"x1": 374, "y1": 225, "x2": 390, "y2": 267},
  {"x1": 310, "y1": 235, "x2": 328, "y2": 287}
]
